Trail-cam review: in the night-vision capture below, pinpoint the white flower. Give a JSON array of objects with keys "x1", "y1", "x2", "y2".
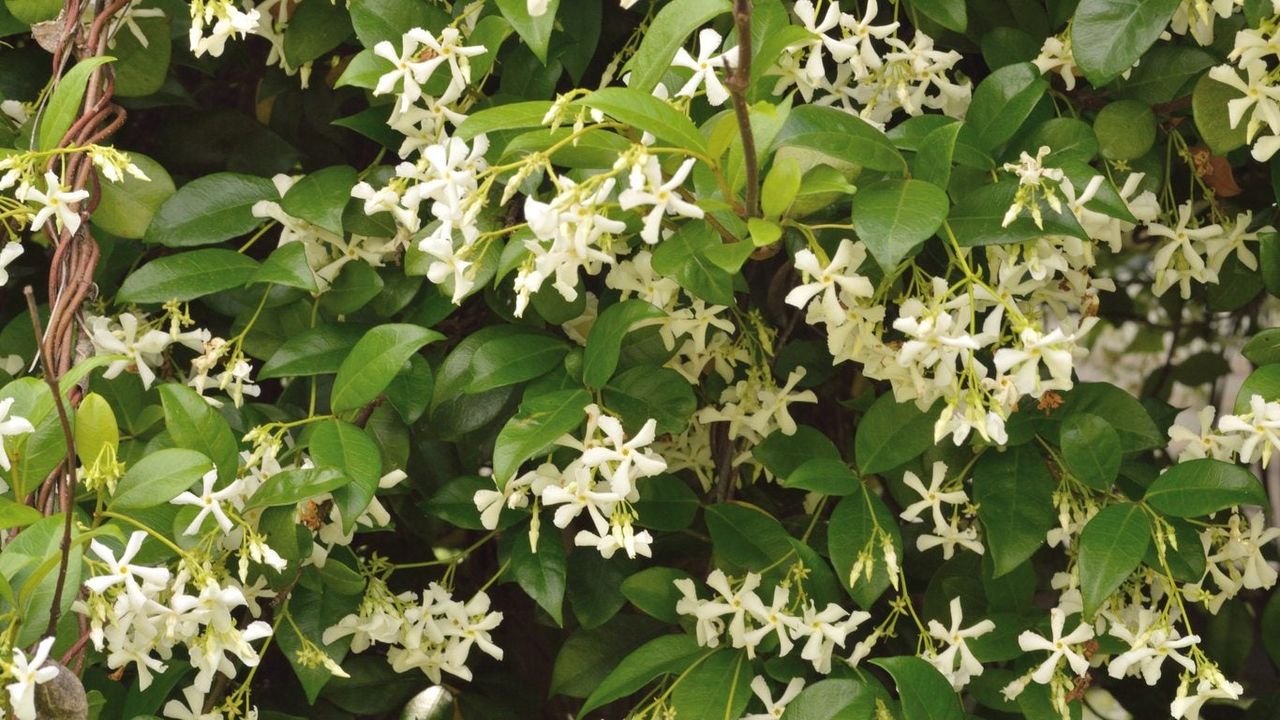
[
  {"x1": 785, "y1": 239, "x2": 875, "y2": 325},
  {"x1": 17, "y1": 171, "x2": 89, "y2": 236},
  {"x1": 617, "y1": 157, "x2": 703, "y2": 243},
  {"x1": 526, "y1": 0, "x2": 550, "y2": 16},
  {"x1": 742, "y1": 676, "x2": 805, "y2": 720},
  {"x1": 899, "y1": 461, "x2": 967, "y2": 527},
  {"x1": 1106, "y1": 609, "x2": 1198, "y2": 686},
  {"x1": 1170, "y1": 676, "x2": 1243, "y2": 720},
  {"x1": 88, "y1": 313, "x2": 173, "y2": 390},
  {"x1": 171, "y1": 467, "x2": 240, "y2": 535},
  {"x1": 1168, "y1": 405, "x2": 1242, "y2": 463},
  {"x1": 670, "y1": 28, "x2": 738, "y2": 106},
  {"x1": 162, "y1": 685, "x2": 221, "y2": 720},
  {"x1": 796, "y1": 601, "x2": 869, "y2": 673},
  {"x1": 1217, "y1": 394, "x2": 1280, "y2": 468},
  {"x1": 0, "y1": 397, "x2": 35, "y2": 472},
  {"x1": 0, "y1": 242, "x2": 22, "y2": 286},
  {"x1": 84, "y1": 530, "x2": 171, "y2": 595},
  {"x1": 925, "y1": 598, "x2": 995, "y2": 689},
  {"x1": 6, "y1": 637, "x2": 59, "y2": 720},
  {"x1": 579, "y1": 415, "x2": 667, "y2": 496},
  {"x1": 1017, "y1": 608, "x2": 1094, "y2": 684}
]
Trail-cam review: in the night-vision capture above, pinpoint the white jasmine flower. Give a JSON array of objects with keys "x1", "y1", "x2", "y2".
[
  {"x1": 742, "y1": 676, "x2": 805, "y2": 720},
  {"x1": 670, "y1": 28, "x2": 738, "y2": 106},
  {"x1": 0, "y1": 397, "x2": 35, "y2": 472},
  {"x1": 899, "y1": 461, "x2": 967, "y2": 527},
  {"x1": 925, "y1": 598, "x2": 995, "y2": 689},
  {"x1": 171, "y1": 467, "x2": 241, "y2": 535},
  {"x1": 17, "y1": 171, "x2": 90, "y2": 236},
  {"x1": 0, "y1": 242, "x2": 22, "y2": 286},
  {"x1": 6, "y1": 637, "x2": 59, "y2": 720},
  {"x1": 1017, "y1": 607, "x2": 1094, "y2": 683}
]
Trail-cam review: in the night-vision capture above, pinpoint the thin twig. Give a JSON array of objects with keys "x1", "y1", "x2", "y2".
[
  {"x1": 25, "y1": 287, "x2": 78, "y2": 636},
  {"x1": 724, "y1": 0, "x2": 758, "y2": 218}
]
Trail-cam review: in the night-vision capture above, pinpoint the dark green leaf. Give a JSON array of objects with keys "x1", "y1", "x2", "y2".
[
  {"x1": 626, "y1": 0, "x2": 731, "y2": 93},
  {"x1": 948, "y1": 180, "x2": 1088, "y2": 247},
  {"x1": 577, "y1": 635, "x2": 705, "y2": 718},
  {"x1": 118, "y1": 249, "x2": 259, "y2": 303},
  {"x1": 282, "y1": 166, "x2": 357, "y2": 235},
  {"x1": 1144, "y1": 459, "x2": 1268, "y2": 516},
  {"x1": 670, "y1": 650, "x2": 752, "y2": 720},
  {"x1": 144, "y1": 173, "x2": 277, "y2": 247},
  {"x1": 651, "y1": 223, "x2": 735, "y2": 305},
  {"x1": 855, "y1": 395, "x2": 941, "y2": 475},
  {"x1": 603, "y1": 366, "x2": 697, "y2": 436},
  {"x1": 772, "y1": 105, "x2": 906, "y2": 174},
  {"x1": 1095, "y1": 100, "x2": 1156, "y2": 161},
  {"x1": 828, "y1": 486, "x2": 903, "y2": 607},
  {"x1": 466, "y1": 331, "x2": 568, "y2": 393},
  {"x1": 871, "y1": 656, "x2": 964, "y2": 720},
  {"x1": 965, "y1": 63, "x2": 1048, "y2": 150},
  {"x1": 705, "y1": 502, "x2": 793, "y2": 572},
  {"x1": 508, "y1": 517, "x2": 567, "y2": 624},
  {"x1": 1078, "y1": 503, "x2": 1152, "y2": 617},
  {"x1": 252, "y1": 242, "x2": 320, "y2": 293},
  {"x1": 1071, "y1": 0, "x2": 1182, "y2": 86},
  {"x1": 330, "y1": 324, "x2": 443, "y2": 412},
  {"x1": 1193, "y1": 71, "x2": 1248, "y2": 156},
  {"x1": 492, "y1": 388, "x2": 590, "y2": 486},
  {"x1": 785, "y1": 457, "x2": 859, "y2": 496},
  {"x1": 259, "y1": 324, "x2": 367, "y2": 379},
  {"x1": 1059, "y1": 413, "x2": 1121, "y2": 491},
  {"x1": 781, "y1": 679, "x2": 876, "y2": 720},
  {"x1": 455, "y1": 101, "x2": 553, "y2": 140},
  {"x1": 582, "y1": 299, "x2": 666, "y2": 388},
  {"x1": 159, "y1": 384, "x2": 239, "y2": 484},
  {"x1": 246, "y1": 467, "x2": 350, "y2": 509},
  {"x1": 1243, "y1": 328, "x2": 1280, "y2": 366},
  {"x1": 310, "y1": 419, "x2": 382, "y2": 533},
  {"x1": 1235, "y1": 365, "x2": 1280, "y2": 411},
  {"x1": 973, "y1": 445, "x2": 1055, "y2": 577},
  {"x1": 494, "y1": 0, "x2": 559, "y2": 63},
  {"x1": 621, "y1": 566, "x2": 693, "y2": 623},
  {"x1": 852, "y1": 178, "x2": 949, "y2": 273}
]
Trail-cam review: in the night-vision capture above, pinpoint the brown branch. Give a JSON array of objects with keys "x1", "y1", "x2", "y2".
[
  {"x1": 25, "y1": 287, "x2": 78, "y2": 637},
  {"x1": 724, "y1": 0, "x2": 757, "y2": 218}
]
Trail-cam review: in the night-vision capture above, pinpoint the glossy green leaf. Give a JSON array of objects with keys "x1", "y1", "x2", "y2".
[
  {"x1": 1071, "y1": 0, "x2": 1182, "y2": 86},
  {"x1": 1235, "y1": 364, "x2": 1280, "y2": 411},
  {"x1": 780, "y1": 679, "x2": 877, "y2": 720},
  {"x1": 670, "y1": 650, "x2": 752, "y2": 720},
  {"x1": 603, "y1": 366, "x2": 696, "y2": 436},
  {"x1": 871, "y1": 656, "x2": 964, "y2": 720},
  {"x1": 507, "y1": 517, "x2": 567, "y2": 624},
  {"x1": 1243, "y1": 328, "x2": 1280, "y2": 366},
  {"x1": 494, "y1": 0, "x2": 559, "y2": 63},
  {"x1": 772, "y1": 105, "x2": 906, "y2": 174},
  {"x1": 577, "y1": 635, "x2": 705, "y2": 719},
  {"x1": 1095, "y1": 100, "x2": 1156, "y2": 161},
  {"x1": 651, "y1": 223, "x2": 734, "y2": 305},
  {"x1": 348, "y1": 0, "x2": 448, "y2": 47},
  {"x1": 582, "y1": 299, "x2": 666, "y2": 388},
  {"x1": 828, "y1": 486, "x2": 903, "y2": 607},
  {"x1": 580, "y1": 88, "x2": 707, "y2": 153},
  {"x1": 965, "y1": 63, "x2": 1047, "y2": 150},
  {"x1": 159, "y1": 384, "x2": 239, "y2": 484},
  {"x1": 259, "y1": 324, "x2": 367, "y2": 379},
  {"x1": 465, "y1": 331, "x2": 568, "y2": 393},
  {"x1": 1193, "y1": 72, "x2": 1248, "y2": 156},
  {"x1": 785, "y1": 457, "x2": 859, "y2": 496},
  {"x1": 330, "y1": 324, "x2": 443, "y2": 412},
  {"x1": 118, "y1": 249, "x2": 260, "y2": 303},
  {"x1": 625, "y1": 0, "x2": 731, "y2": 93},
  {"x1": 94, "y1": 153, "x2": 175, "y2": 240},
  {"x1": 492, "y1": 388, "x2": 590, "y2": 485},
  {"x1": 1079, "y1": 503, "x2": 1151, "y2": 617},
  {"x1": 282, "y1": 166, "x2": 357, "y2": 235},
  {"x1": 253, "y1": 242, "x2": 320, "y2": 292},
  {"x1": 973, "y1": 445, "x2": 1055, "y2": 577},
  {"x1": 310, "y1": 419, "x2": 382, "y2": 533},
  {"x1": 245, "y1": 467, "x2": 350, "y2": 509},
  {"x1": 913, "y1": 121, "x2": 962, "y2": 189},
  {"x1": 948, "y1": 181, "x2": 1088, "y2": 248},
  {"x1": 144, "y1": 172, "x2": 278, "y2": 247},
  {"x1": 852, "y1": 178, "x2": 949, "y2": 273},
  {"x1": 855, "y1": 395, "x2": 941, "y2": 475},
  {"x1": 281, "y1": 0, "x2": 351, "y2": 66},
  {"x1": 37, "y1": 56, "x2": 115, "y2": 151},
  {"x1": 1144, "y1": 459, "x2": 1268, "y2": 517},
  {"x1": 110, "y1": 449, "x2": 212, "y2": 510},
  {"x1": 1059, "y1": 413, "x2": 1121, "y2": 491},
  {"x1": 621, "y1": 566, "x2": 693, "y2": 623},
  {"x1": 551, "y1": 616, "x2": 660, "y2": 699},
  {"x1": 706, "y1": 502, "x2": 794, "y2": 572},
  {"x1": 455, "y1": 101, "x2": 554, "y2": 140}
]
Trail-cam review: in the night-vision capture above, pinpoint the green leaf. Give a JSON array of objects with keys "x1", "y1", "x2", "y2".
[
  {"x1": 330, "y1": 324, "x2": 443, "y2": 412},
  {"x1": 334, "y1": 49, "x2": 385, "y2": 90},
  {"x1": 112, "y1": 9, "x2": 169, "y2": 97},
  {"x1": 37, "y1": 56, "x2": 115, "y2": 151},
  {"x1": 4, "y1": 0, "x2": 58, "y2": 24},
  {"x1": 705, "y1": 502, "x2": 794, "y2": 572},
  {"x1": 1021, "y1": 118, "x2": 1099, "y2": 164},
  {"x1": 785, "y1": 457, "x2": 859, "y2": 496},
  {"x1": 651, "y1": 223, "x2": 734, "y2": 305},
  {"x1": 93, "y1": 152, "x2": 175, "y2": 240},
  {"x1": 1235, "y1": 364, "x2": 1280, "y2": 411},
  {"x1": 1116, "y1": 45, "x2": 1216, "y2": 105},
  {"x1": 965, "y1": 63, "x2": 1048, "y2": 150},
  {"x1": 494, "y1": 0, "x2": 559, "y2": 63},
  {"x1": 1071, "y1": 0, "x2": 1182, "y2": 86},
  {"x1": 1261, "y1": 233, "x2": 1280, "y2": 297},
  {"x1": 1193, "y1": 71, "x2": 1248, "y2": 156},
  {"x1": 348, "y1": 0, "x2": 448, "y2": 47},
  {"x1": 772, "y1": 105, "x2": 907, "y2": 174},
  {"x1": 320, "y1": 260, "x2": 384, "y2": 315},
  {"x1": 466, "y1": 331, "x2": 568, "y2": 393},
  {"x1": 1095, "y1": 100, "x2": 1156, "y2": 161},
  {"x1": 580, "y1": 88, "x2": 708, "y2": 154},
  {"x1": 582, "y1": 299, "x2": 666, "y2": 388},
  {"x1": 973, "y1": 445, "x2": 1055, "y2": 577},
  {"x1": 1144, "y1": 459, "x2": 1268, "y2": 516},
  {"x1": 74, "y1": 391, "x2": 119, "y2": 470},
  {"x1": 246, "y1": 467, "x2": 350, "y2": 509},
  {"x1": 310, "y1": 419, "x2": 382, "y2": 534},
  {"x1": 828, "y1": 486, "x2": 903, "y2": 607},
  {"x1": 913, "y1": 121, "x2": 962, "y2": 189},
  {"x1": 1059, "y1": 414, "x2": 1121, "y2": 491},
  {"x1": 781, "y1": 679, "x2": 876, "y2": 720},
  {"x1": 855, "y1": 395, "x2": 941, "y2": 475},
  {"x1": 455, "y1": 101, "x2": 554, "y2": 140},
  {"x1": 1143, "y1": 516, "x2": 1205, "y2": 583},
  {"x1": 253, "y1": 242, "x2": 320, "y2": 292},
  {"x1": 621, "y1": 566, "x2": 693, "y2": 623},
  {"x1": 281, "y1": 0, "x2": 351, "y2": 66},
  {"x1": 948, "y1": 180, "x2": 1088, "y2": 247},
  {"x1": 871, "y1": 656, "x2": 964, "y2": 720},
  {"x1": 754, "y1": 426, "x2": 842, "y2": 480},
  {"x1": 761, "y1": 154, "x2": 803, "y2": 219},
  {"x1": 492, "y1": 388, "x2": 590, "y2": 484},
  {"x1": 1263, "y1": 592, "x2": 1280, "y2": 669},
  {"x1": 603, "y1": 366, "x2": 697, "y2": 436},
  {"x1": 911, "y1": 0, "x2": 966, "y2": 31},
  {"x1": 159, "y1": 384, "x2": 239, "y2": 484},
  {"x1": 110, "y1": 449, "x2": 212, "y2": 510},
  {"x1": 577, "y1": 635, "x2": 705, "y2": 719},
  {"x1": 277, "y1": 583, "x2": 360, "y2": 702},
  {"x1": 507, "y1": 517, "x2": 567, "y2": 624},
  {"x1": 852, "y1": 178, "x2": 949, "y2": 273},
  {"x1": 259, "y1": 324, "x2": 367, "y2": 379},
  {"x1": 0, "y1": 496, "x2": 43, "y2": 531},
  {"x1": 670, "y1": 650, "x2": 752, "y2": 720},
  {"x1": 1243, "y1": 328, "x2": 1280, "y2": 366},
  {"x1": 634, "y1": 474, "x2": 699, "y2": 531},
  {"x1": 626, "y1": 0, "x2": 731, "y2": 93},
  {"x1": 1078, "y1": 503, "x2": 1151, "y2": 617},
  {"x1": 282, "y1": 166, "x2": 357, "y2": 235},
  {"x1": 144, "y1": 172, "x2": 277, "y2": 247},
  {"x1": 118, "y1": 249, "x2": 260, "y2": 303},
  {"x1": 1052, "y1": 382, "x2": 1163, "y2": 452},
  {"x1": 551, "y1": 616, "x2": 660, "y2": 699}
]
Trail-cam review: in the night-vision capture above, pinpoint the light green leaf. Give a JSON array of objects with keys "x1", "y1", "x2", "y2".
[
  {"x1": 110, "y1": 449, "x2": 212, "y2": 510},
  {"x1": 93, "y1": 153, "x2": 175, "y2": 240},
  {"x1": 455, "y1": 101, "x2": 554, "y2": 140},
  {"x1": 118, "y1": 249, "x2": 260, "y2": 303},
  {"x1": 492, "y1": 388, "x2": 590, "y2": 485},
  {"x1": 621, "y1": 566, "x2": 693, "y2": 623},
  {"x1": 1234, "y1": 364, "x2": 1280, "y2": 411},
  {"x1": 772, "y1": 105, "x2": 906, "y2": 174},
  {"x1": 973, "y1": 445, "x2": 1055, "y2": 577},
  {"x1": 1144, "y1": 459, "x2": 1268, "y2": 516},
  {"x1": 870, "y1": 656, "x2": 964, "y2": 720},
  {"x1": 74, "y1": 392, "x2": 118, "y2": 470},
  {"x1": 282, "y1": 165, "x2": 357, "y2": 235},
  {"x1": 0, "y1": 496, "x2": 42, "y2": 531},
  {"x1": 780, "y1": 679, "x2": 876, "y2": 720},
  {"x1": 855, "y1": 394, "x2": 941, "y2": 475},
  {"x1": 1079, "y1": 503, "x2": 1151, "y2": 617},
  {"x1": 143, "y1": 172, "x2": 277, "y2": 247},
  {"x1": 580, "y1": 87, "x2": 708, "y2": 153},
  {"x1": 1095, "y1": 100, "x2": 1156, "y2": 161},
  {"x1": 784, "y1": 457, "x2": 859, "y2": 496},
  {"x1": 761, "y1": 154, "x2": 803, "y2": 219},
  {"x1": 1243, "y1": 328, "x2": 1280, "y2": 366},
  {"x1": 626, "y1": 0, "x2": 731, "y2": 93},
  {"x1": 330, "y1": 324, "x2": 443, "y2": 412},
  {"x1": 37, "y1": 56, "x2": 115, "y2": 151},
  {"x1": 852, "y1": 178, "x2": 949, "y2": 273},
  {"x1": 1071, "y1": 0, "x2": 1182, "y2": 86},
  {"x1": 159, "y1": 384, "x2": 239, "y2": 484}
]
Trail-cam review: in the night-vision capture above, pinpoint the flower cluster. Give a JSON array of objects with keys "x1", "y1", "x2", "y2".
[{"x1": 1169, "y1": 394, "x2": 1280, "y2": 468}]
